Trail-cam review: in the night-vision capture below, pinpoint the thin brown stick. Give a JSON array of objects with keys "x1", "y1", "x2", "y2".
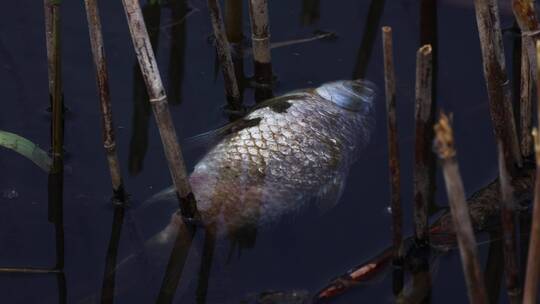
[
  {"x1": 382, "y1": 27, "x2": 402, "y2": 258},
  {"x1": 433, "y1": 113, "x2": 488, "y2": 304},
  {"x1": 121, "y1": 0, "x2": 198, "y2": 218},
  {"x1": 523, "y1": 128, "x2": 540, "y2": 304},
  {"x1": 414, "y1": 44, "x2": 433, "y2": 243},
  {"x1": 248, "y1": 0, "x2": 273, "y2": 88},
  {"x1": 473, "y1": 0, "x2": 522, "y2": 176},
  {"x1": 520, "y1": 38, "x2": 533, "y2": 157},
  {"x1": 498, "y1": 141, "x2": 521, "y2": 302},
  {"x1": 84, "y1": 0, "x2": 127, "y2": 202},
  {"x1": 207, "y1": 0, "x2": 241, "y2": 107}
]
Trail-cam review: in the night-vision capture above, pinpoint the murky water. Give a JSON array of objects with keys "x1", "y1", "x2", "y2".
[{"x1": 0, "y1": 0, "x2": 523, "y2": 303}]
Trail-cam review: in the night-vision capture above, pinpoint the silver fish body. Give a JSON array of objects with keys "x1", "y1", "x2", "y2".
[{"x1": 150, "y1": 79, "x2": 376, "y2": 237}]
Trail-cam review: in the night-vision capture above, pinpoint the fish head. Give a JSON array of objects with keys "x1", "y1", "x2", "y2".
[{"x1": 314, "y1": 79, "x2": 377, "y2": 114}]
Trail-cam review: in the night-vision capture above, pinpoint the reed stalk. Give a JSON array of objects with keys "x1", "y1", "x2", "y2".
[
  {"x1": 520, "y1": 38, "x2": 533, "y2": 157},
  {"x1": 207, "y1": 0, "x2": 241, "y2": 107},
  {"x1": 473, "y1": 0, "x2": 522, "y2": 176},
  {"x1": 382, "y1": 26, "x2": 403, "y2": 294},
  {"x1": 512, "y1": 0, "x2": 537, "y2": 158},
  {"x1": 84, "y1": 0, "x2": 127, "y2": 202},
  {"x1": 248, "y1": 0, "x2": 273, "y2": 100},
  {"x1": 522, "y1": 41, "x2": 540, "y2": 304},
  {"x1": 523, "y1": 129, "x2": 540, "y2": 304},
  {"x1": 512, "y1": 0, "x2": 538, "y2": 82},
  {"x1": 128, "y1": 3, "x2": 161, "y2": 176},
  {"x1": 121, "y1": 0, "x2": 198, "y2": 218},
  {"x1": 433, "y1": 113, "x2": 488, "y2": 304},
  {"x1": 414, "y1": 44, "x2": 433, "y2": 244},
  {"x1": 498, "y1": 142, "x2": 521, "y2": 303},
  {"x1": 44, "y1": 0, "x2": 65, "y2": 273}
]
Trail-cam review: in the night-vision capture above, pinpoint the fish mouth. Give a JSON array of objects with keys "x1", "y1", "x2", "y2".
[{"x1": 315, "y1": 79, "x2": 377, "y2": 113}]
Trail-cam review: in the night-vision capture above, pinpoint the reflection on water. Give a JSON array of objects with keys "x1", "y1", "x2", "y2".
[{"x1": 128, "y1": 3, "x2": 161, "y2": 176}]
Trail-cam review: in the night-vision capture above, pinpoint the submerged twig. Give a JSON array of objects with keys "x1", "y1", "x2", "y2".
[
  {"x1": 121, "y1": 0, "x2": 199, "y2": 218},
  {"x1": 473, "y1": 0, "x2": 522, "y2": 176},
  {"x1": 433, "y1": 113, "x2": 487, "y2": 304},
  {"x1": 414, "y1": 44, "x2": 434, "y2": 244},
  {"x1": 207, "y1": 0, "x2": 241, "y2": 107},
  {"x1": 523, "y1": 129, "x2": 540, "y2": 304},
  {"x1": 84, "y1": 0, "x2": 127, "y2": 202}
]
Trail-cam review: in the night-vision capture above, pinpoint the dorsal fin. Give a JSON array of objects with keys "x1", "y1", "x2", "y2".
[{"x1": 184, "y1": 118, "x2": 262, "y2": 149}]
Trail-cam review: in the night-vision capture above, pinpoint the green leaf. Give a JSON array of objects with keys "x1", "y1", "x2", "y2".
[{"x1": 0, "y1": 130, "x2": 51, "y2": 172}]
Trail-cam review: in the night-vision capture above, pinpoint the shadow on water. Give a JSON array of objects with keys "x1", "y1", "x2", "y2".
[
  {"x1": 128, "y1": 2, "x2": 161, "y2": 176},
  {"x1": 167, "y1": 0, "x2": 189, "y2": 106},
  {"x1": 301, "y1": 0, "x2": 320, "y2": 26},
  {"x1": 100, "y1": 204, "x2": 125, "y2": 304}
]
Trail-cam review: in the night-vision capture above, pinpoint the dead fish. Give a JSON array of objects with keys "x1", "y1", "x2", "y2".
[{"x1": 146, "y1": 79, "x2": 376, "y2": 237}]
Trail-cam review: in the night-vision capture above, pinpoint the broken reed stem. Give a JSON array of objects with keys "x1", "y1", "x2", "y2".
[
  {"x1": 434, "y1": 113, "x2": 488, "y2": 304},
  {"x1": 84, "y1": 0, "x2": 127, "y2": 202},
  {"x1": 207, "y1": 0, "x2": 241, "y2": 107},
  {"x1": 473, "y1": 0, "x2": 522, "y2": 176},
  {"x1": 248, "y1": 0, "x2": 273, "y2": 85},
  {"x1": 498, "y1": 142, "x2": 521, "y2": 302},
  {"x1": 523, "y1": 129, "x2": 540, "y2": 304},
  {"x1": 414, "y1": 44, "x2": 433, "y2": 243},
  {"x1": 121, "y1": 0, "x2": 199, "y2": 219},
  {"x1": 382, "y1": 27, "x2": 402, "y2": 258}
]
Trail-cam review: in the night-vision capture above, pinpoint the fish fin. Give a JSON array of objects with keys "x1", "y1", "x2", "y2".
[
  {"x1": 184, "y1": 118, "x2": 262, "y2": 149},
  {"x1": 139, "y1": 185, "x2": 177, "y2": 210},
  {"x1": 315, "y1": 173, "x2": 346, "y2": 213},
  {"x1": 249, "y1": 91, "x2": 308, "y2": 113}
]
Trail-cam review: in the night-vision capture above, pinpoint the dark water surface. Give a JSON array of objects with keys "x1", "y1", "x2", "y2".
[{"x1": 0, "y1": 0, "x2": 520, "y2": 303}]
